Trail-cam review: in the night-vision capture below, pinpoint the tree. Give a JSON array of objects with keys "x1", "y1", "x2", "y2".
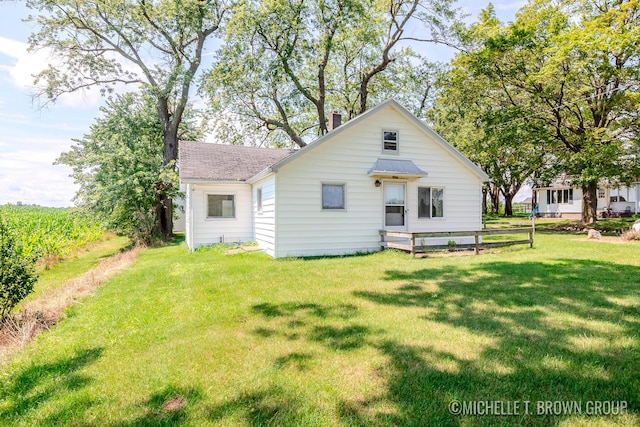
[
  {"x1": 431, "y1": 6, "x2": 552, "y2": 216},
  {"x1": 56, "y1": 93, "x2": 203, "y2": 244},
  {"x1": 27, "y1": 0, "x2": 229, "y2": 235},
  {"x1": 454, "y1": 0, "x2": 640, "y2": 223},
  {"x1": 205, "y1": 0, "x2": 458, "y2": 147},
  {"x1": 0, "y1": 219, "x2": 37, "y2": 319}
]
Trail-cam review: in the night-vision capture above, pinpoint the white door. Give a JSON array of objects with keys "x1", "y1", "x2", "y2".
[{"x1": 384, "y1": 182, "x2": 407, "y2": 230}]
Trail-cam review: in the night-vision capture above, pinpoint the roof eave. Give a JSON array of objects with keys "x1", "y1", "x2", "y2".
[
  {"x1": 179, "y1": 178, "x2": 249, "y2": 184},
  {"x1": 390, "y1": 105, "x2": 491, "y2": 182},
  {"x1": 247, "y1": 168, "x2": 275, "y2": 184},
  {"x1": 269, "y1": 99, "x2": 402, "y2": 173},
  {"x1": 267, "y1": 98, "x2": 491, "y2": 182}
]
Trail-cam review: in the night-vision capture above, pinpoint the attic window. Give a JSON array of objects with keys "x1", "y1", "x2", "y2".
[{"x1": 382, "y1": 130, "x2": 398, "y2": 153}]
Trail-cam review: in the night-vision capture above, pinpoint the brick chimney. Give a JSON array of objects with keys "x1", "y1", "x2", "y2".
[{"x1": 328, "y1": 111, "x2": 342, "y2": 131}]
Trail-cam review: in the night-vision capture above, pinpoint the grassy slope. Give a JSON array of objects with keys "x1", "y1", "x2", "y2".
[
  {"x1": 0, "y1": 234, "x2": 638, "y2": 426},
  {"x1": 18, "y1": 235, "x2": 131, "y2": 308}
]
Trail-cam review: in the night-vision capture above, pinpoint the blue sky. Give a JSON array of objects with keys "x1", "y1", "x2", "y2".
[{"x1": 0, "y1": 1, "x2": 524, "y2": 207}]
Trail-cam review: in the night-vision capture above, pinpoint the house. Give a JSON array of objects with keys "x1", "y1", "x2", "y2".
[
  {"x1": 178, "y1": 99, "x2": 489, "y2": 257},
  {"x1": 535, "y1": 178, "x2": 640, "y2": 219}
]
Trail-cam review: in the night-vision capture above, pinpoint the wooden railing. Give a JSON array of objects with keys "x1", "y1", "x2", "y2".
[{"x1": 380, "y1": 227, "x2": 534, "y2": 256}]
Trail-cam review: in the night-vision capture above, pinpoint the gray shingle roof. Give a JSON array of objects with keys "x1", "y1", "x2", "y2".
[{"x1": 179, "y1": 141, "x2": 295, "y2": 181}]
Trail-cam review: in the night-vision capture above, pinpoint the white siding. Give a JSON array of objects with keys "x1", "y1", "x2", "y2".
[
  {"x1": 273, "y1": 105, "x2": 484, "y2": 258},
  {"x1": 538, "y1": 183, "x2": 640, "y2": 217},
  {"x1": 173, "y1": 183, "x2": 187, "y2": 233},
  {"x1": 185, "y1": 183, "x2": 194, "y2": 250},
  {"x1": 538, "y1": 188, "x2": 583, "y2": 216},
  {"x1": 253, "y1": 175, "x2": 277, "y2": 257},
  {"x1": 189, "y1": 183, "x2": 253, "y2": 248}
]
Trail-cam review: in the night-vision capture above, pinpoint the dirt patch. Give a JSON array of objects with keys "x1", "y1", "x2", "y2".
[
  {"x1": 0, "y1": 246, "x2": 141, "y2": 362},
  {"x1": 225, "y1": 245, "x2": 263, "y2": 255},
  {"x1": 163, "y1": 397, "x2": 187, "y2": 412}
]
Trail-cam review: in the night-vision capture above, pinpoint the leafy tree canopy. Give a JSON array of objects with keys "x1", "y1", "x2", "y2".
[
  {"x1": 56, "y1": 93, "x2": 203, "y2": 244},
  {"x1": 27, "y1": 0, "x2": 230, "y2": 234},
  {"x1": 204, "y1": 0, "x2": 458, "y2": 147},
  {"x1": 433, "y1": 0, "x2": 640, "y2": 222}
]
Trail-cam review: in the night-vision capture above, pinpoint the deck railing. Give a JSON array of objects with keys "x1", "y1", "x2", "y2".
[{"x1": 380, "y1": 227, "x2": 534, "y2": 256}]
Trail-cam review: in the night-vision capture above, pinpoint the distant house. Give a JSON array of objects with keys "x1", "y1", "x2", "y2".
[
  {"x1": 178, "y1": 99, "x2": 489, "y2": 257},
  {"x1": 535, "y1": 178, "x2": 640, "y2": 219}
]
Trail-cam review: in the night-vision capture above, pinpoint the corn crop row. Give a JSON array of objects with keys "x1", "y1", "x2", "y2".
[{"x1": 0, "y1": 205, "x2": 104, "y2": 258}]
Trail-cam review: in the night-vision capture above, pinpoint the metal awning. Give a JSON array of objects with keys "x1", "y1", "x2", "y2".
[{"x1": 367, "y1": 158, "x2": 428, "y2": 179}]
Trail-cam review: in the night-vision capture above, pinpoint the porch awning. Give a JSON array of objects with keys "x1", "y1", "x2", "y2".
[{"x1": 367, "y1": 158, "x2": 428, "y2": 179}]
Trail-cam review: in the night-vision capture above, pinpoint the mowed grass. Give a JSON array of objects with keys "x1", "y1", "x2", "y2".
[
  {"x1": 0, "y1": 234, "x2": 638, "y2": 426},
  {"x1": 20, "y1": 235, "x2": 131, "y2": 307}
]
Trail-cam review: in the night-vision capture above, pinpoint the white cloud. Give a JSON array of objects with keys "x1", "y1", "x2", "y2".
[
  {"x1": 0, "y1": 36, "x2": 103, "y2": 108},
  {"x1": 0, "y1": 139, "x2": 78, "y2": 207},
  {"x1": 0, "y1": 36, "x2": 48, "y2": 89}
]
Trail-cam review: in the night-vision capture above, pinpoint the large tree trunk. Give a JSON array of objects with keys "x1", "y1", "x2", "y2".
[
  {"x1": 490, "y1": 185, "x2": 500, "y2": 215},
  {"x1": 503, "y1": 194, "x2": 514, "y2": 217},
  {"x1": 158, "y1": 125, "x2": 179, "y2": 238},
  {"x1": 501, "y1": 184, "x2": 522, "y2": 217},
  {"x1": 581, "y1": 182, "x2": 598, "y2": 224},
  {"x1": 482, "y1": 187, "x2": 488, "y2": 215}
]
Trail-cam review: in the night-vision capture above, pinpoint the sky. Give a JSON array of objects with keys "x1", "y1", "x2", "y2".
[{"x1": 0, "y1": 1, "x2": 525, "y2": 207}]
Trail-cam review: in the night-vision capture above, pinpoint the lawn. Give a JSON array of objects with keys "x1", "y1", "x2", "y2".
[
  {"x1": 0, "y1": 233, "x2": 638, "y2": 426},
  {"x1": 21, "y1": 235, "x2": 131, "y2": 307}
]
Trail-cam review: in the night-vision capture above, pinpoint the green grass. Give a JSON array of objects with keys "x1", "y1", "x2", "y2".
[
  {"x1": 0, "y1": 234, "x2": 638, "y2": 426},
  {"x1": 17, "y1": 235, "x2": 131, "y2": 308}
]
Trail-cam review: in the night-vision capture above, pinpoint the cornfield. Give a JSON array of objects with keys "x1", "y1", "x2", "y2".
[{"x1": 0, "y1": 205, "x2": 104, "y2": 259}]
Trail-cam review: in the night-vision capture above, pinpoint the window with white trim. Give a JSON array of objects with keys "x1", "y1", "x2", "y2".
[
  {"x1": 382, "y1": 130, "x2": 398, "y2": 153},
  {"x1": 322, "y1": 184, "x2": 345, "y2": 210},
  {"x1": 546, "y1": 189, "x2": 573, "y2": 204},
  {"x1": 256, "y1": 188, "x2": 263, "y2": 212},
  {"x1": 418, "y1": 187, "x2": 444, "y2": 218},
  {"x1": 207, "y1": 194, "x2": 235, "y2": 218}
]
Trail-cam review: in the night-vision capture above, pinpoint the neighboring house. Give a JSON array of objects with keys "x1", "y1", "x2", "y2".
[
  {"x1": 178, "y1": 99, "x2": 489, "y2": 258},
  {"x1": 535, "y1": 178, "x2": 640, "y2": 219}
]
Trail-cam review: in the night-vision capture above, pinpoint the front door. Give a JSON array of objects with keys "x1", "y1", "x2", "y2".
[{"x1": 384, "y1": 182, "x2": 406, "y2": 230}]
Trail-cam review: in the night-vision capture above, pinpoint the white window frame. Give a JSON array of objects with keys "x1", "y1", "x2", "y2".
[
  {"x1": 382, "y1": 130, "x2": 399, "y2": 154},
  {"x1": 206, "y1": 193, "x2": 236, "y2": 219},
  {"x1": 321, "y1": 183, "x2": 346, "y2": 211},
  {"x1": 256, "y1": 187, "x2": 263, "y2": 213},
  {"x1": 417, "y1": 186, "x2": 445, "y2": 219},
  {"x1": 547, "y1": 189, "x2": 573, "y2": 205}
]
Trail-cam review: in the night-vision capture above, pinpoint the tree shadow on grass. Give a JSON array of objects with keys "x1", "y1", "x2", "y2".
[
  {"x1": 250, "y1": 301, "x2": 371, "y2": 351},
  {"x1": 348, "y1": 259, "x2": 640, "y2": 426},
  {"x1": 251, "y1": 302, "x2": 359, "y2": 320},
  {"x1": 113, "y1": 385, "x2": 203, "y2": 427},
  {"x1": 273, "y1": 352, "x2": 314, "y2": 371},
  {"x1": 0, "y1": 347, "x2": 103, "y2": 424},
  {"x1": 208, "y1": 385, "x2": 307, "y2": 427}
]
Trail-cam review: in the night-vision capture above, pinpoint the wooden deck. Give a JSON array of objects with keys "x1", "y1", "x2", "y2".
[{"x1": 380, "y1": 227, "x2": 534, "y2": 256}]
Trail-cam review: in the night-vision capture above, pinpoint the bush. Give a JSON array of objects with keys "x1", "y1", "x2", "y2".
[{"x1": 0, "y1": 219, "x2": 38, "y2": 318}]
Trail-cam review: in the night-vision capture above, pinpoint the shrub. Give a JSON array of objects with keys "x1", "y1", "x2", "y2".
[{"x1": 0, "y1": 219, "x2": 38, "y2": 318}]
